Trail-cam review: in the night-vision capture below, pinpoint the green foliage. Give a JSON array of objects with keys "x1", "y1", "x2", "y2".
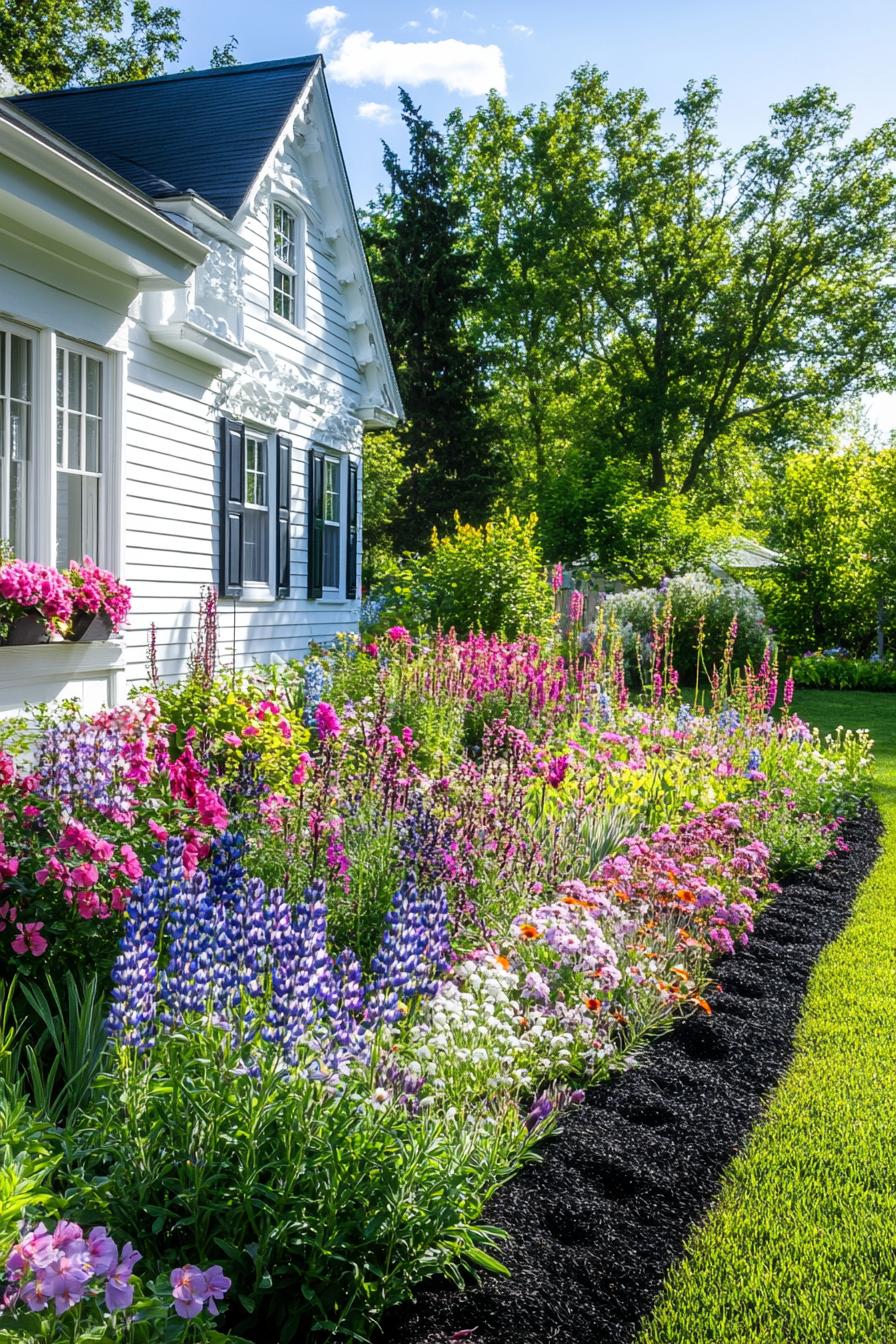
[
  {"x1": 756, "y1": 445, "x2": 882, "y2": 654},
  {"x1": 69, "y1": 1028, "x2": 525, "y2": 1340},
  {"x1": 0, "y1": 0, "x2": 183, "y2": 90},
  {"x1": 392, "y1": 511, "x2": 556, "y2": 641},
  {"x1": 362, "y1": 70, "x2": 896, "y2": 568},
  {"x1": 361, "y1": 90, "x2": 497, "y2": 555},
  {"x1": 601, "y1": 571, "x2": 769, "y2": 682},
  {"x1": 360, "y1": 429, "x2": 410, "y2": 588},
  {"x1": 791, "y1": 653, "x2": 896, "y2": 692}
]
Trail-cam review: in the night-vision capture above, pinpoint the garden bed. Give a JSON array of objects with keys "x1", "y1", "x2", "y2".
[{"x1": 382, "y1": 804, "x2": 882, "y2": 1344}]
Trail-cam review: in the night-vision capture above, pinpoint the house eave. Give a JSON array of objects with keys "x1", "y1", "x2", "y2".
[{"x1": 0, "y1": 104, "x2": 208, "y2": 283}]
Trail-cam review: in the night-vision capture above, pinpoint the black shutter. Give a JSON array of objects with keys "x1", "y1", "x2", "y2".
[
  {"x1": 219, "y1": 417, "x2": 245, "y2": 598},
  {"x1": 307, "y1": 447, "x2": 325, "y2": 600},
  {"x1": 346, "y1": 459, "x2": 359, "y2": 600},
  {"x1": 276, "y1": 434, "x2": 292, "y2": 598}
]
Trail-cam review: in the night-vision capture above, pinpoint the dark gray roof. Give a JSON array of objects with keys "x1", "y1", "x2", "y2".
[{"x1": 10, "y1": 57, "x2": 320, "y2": 219}]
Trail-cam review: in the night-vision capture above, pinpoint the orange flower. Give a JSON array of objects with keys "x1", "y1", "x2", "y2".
[
  {"x1": 676, "y1": 888, "x2": 695, "y2": 904},
  {"x1": 693, "y1": 996, "x2": 713, "y2": 1015},
  {"x1": 518, "y1": 923, "x2": 541, "y2": 941},
  {"x1": 562, "y1": 895, "x2": 594, "y2": 908},
  {"x1": 495, "y1": 954, "x2": 510, "y2": 970}
]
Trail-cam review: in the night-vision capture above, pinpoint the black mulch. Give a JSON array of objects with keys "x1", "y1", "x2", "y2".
[{"x1": 381, "y1": 804, "x2": 883, "y2": 1344}]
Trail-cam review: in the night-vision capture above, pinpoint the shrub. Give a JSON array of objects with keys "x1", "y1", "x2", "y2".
[
  {"x1": 599, "y1": 571, "x2": 769, "y2": 682},
  {"x1": 790, "y1": 653, "x2": 896, "y2": 693},
  {"x1": 387, "y1": 512, "x2": 556, "y2": 642}
]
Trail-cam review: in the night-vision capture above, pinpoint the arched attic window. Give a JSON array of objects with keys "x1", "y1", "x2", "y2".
[{"x1": 270, "y1": 200, "x2": 305, "y2": 329}]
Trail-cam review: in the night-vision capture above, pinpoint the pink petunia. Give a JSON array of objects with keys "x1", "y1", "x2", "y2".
[{"x1": 11, "y1": 922, "x2": 47, "y2": 956}]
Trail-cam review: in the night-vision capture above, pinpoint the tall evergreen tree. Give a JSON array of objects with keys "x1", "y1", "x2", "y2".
[{"x1": 362, "y1": 90, "x2": 495, "y2": 555}]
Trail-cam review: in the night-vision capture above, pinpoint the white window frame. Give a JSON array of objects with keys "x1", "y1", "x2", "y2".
[
  {"x1": 322, "y1": 453, "x2": 343, "y2": 595},
  {"x1": 269, "y1": 198, "x2": 305, "y2": 333},
  {"x1": 242, "y1": 428, "x2": 277, "y2": 599},
  {"x1": 0, "y1": 317, "x2": 35, "y2": 558}
]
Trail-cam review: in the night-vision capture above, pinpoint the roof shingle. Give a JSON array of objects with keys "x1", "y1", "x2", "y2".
[{"x1": 9, "y1": 57, "x2": 319, "y2": 219}]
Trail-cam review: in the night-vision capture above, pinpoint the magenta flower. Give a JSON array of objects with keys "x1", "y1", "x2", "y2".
[
  {"x1": 315, "y1": 701, "x2": 342, "y2": 741},
  {"x1": 551, "y1": 561, "x2": 563, "y2": 593},
  {"x1": 385, "y1": 625, "x2": 411, "y2": 645},
  {"x1": 11, "y1": 921, "x2": 47, "y2": 956},
  {"x1": 568, "y1": 589, "x2": 584, "y2": 622},
  {"x1": 170, "y1": 1264, "x2": 208, "y2": 1319}
]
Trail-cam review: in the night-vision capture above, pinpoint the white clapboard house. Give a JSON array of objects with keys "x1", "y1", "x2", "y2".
[{"x1": 0, "y1": 56, "x2": 401, "y2": 711}]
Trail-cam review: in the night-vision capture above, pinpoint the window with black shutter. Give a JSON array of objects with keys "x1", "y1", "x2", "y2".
[
  {"x1": 276, "y1": 434, "x2": 292, "y2": 597},
  {"x1": 219, "y1": 417, "x2": 246, "y2": 597},
  {"x1": 307, "y1": 447, "x2": 325, "y2": 599},
  {"x1": 346, "y1": 459, "x2": 359, "y2": 599}
]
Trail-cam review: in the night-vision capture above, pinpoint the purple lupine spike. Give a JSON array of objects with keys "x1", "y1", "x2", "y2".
[
  {"x1": 106, "y1": 839, "x2": 185, "y2": 1050},
  {"x1": 368, "y1": 878, "x2": 451, "y2": 1024}
]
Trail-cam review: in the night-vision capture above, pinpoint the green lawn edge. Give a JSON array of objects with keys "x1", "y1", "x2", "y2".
[{"x1": 638, "y1": 690, "x2": 896, "y2": 1344}]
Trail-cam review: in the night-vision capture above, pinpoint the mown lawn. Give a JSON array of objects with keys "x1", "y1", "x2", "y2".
[{"x1": 639, "y1": 689, "x2": 896, "y2": 1344}]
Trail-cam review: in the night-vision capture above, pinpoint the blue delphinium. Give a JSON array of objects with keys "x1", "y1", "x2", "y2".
[
  {"x1": 718, "y1": 707, "x2": 741, "y2": 735},
  {"x1": 301, "y1": 658, "x2": 331, "y2": 727},
  {"x1": 676, "y1": 703, "x2": 693, "y2": 734}
]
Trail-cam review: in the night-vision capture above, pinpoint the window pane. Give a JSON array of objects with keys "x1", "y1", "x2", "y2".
[
  {"x1": 324, "y1": 459, "x2": 340, "y2": 522},
  {"x1": 0, "y1": 332, "x2": 5, "y2": 397},
  {"x1": 85, "y1": 358, "x2": 101, "y2": 416},
  {"x1": 56, "y1": 411, "x2": 64, "y2": 466},
  {"x1": 10, "y1": 402, "x2": 28, "y2": 463},
  {"x1": 56, "y1": 349, "x2": 64, "y2": 406},
  {"x1": 273, "y1": 204, "x2": 295, "y2": 267},
  {"x1": 67, "y1": 353, "x2": 82, "y2": 410},
  {"x1": 85, "y1": 418, "x2": 100, "y2": 474},
  {"x1": 10, "y1": 336, "x2": 30, "y2": 402},
  {"x1": 323, "y1": 525, "x2": 340, "y2": 589},
  {"x1": 9, "y1": 458, "x2": 26, "y2": 555},
  {"x1": 56, "y1": 472, "x2": 98, "y2": 568},
  {"x1": 273, "y1": 270, "x2": 295, "y2": 324},
  {"x1": 244, "y1": 507, "x2": 268, "y2": 583},
  {"x1": 67, "y1": 412, "x2": 81, "y2": 470}
]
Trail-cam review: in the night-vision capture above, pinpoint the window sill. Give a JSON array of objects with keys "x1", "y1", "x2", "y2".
[
  {"x1": 240, "y1": 585, "x2": 278, "y2": 604},
  {"x1": 268, "y1": 310, "x2": 308, "y2": 340}
]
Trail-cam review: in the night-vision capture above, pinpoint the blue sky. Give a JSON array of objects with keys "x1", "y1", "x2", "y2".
[
  {"x1": 175, "y1": 0, "x2": 896, "y2": 208},
  {"x1": 176, "y1": 0, "x2": 896, "y2": 432}
]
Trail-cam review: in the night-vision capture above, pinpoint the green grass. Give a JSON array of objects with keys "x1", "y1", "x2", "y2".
[{"x1": 639, "y1": 690, "x2": 896, "y2": 1344}]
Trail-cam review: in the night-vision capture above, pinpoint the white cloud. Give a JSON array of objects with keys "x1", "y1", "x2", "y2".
[
  {"x1": 358, "y1": 100, "x2": 398, "y2": 124},
  {"x1": 429, "y1": 6, "x2": 447, "y2": 19},
  {"x1": 326, "y1": 28, "x2": 506, "y2": 95},
  {"x1": 510, "y1": 22, "x2": 533, "y2": 36},
  {"x1": 306, "y1": 5, "x2": 347, "y2": 52}
]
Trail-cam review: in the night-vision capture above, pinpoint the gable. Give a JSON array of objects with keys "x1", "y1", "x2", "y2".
[
  {"x1": 236, "y1": 66, "x2": 402, "y2": 425},
  {"x1": 10, "y1": 57, "x2": 318, "y2": 220}
]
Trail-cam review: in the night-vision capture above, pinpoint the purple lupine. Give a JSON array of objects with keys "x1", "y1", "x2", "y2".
[
  {"x1": 368, "y1": 878, "x2": 451, "y2": 1024},
  {"x1": 106, "y1": 844, "x2": 175, "y2": 1050}
]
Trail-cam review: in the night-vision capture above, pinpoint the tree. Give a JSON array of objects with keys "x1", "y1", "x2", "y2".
[
  {"x1": 209, "y1": 35, "x2": 238, "y2": 69},
  {"x1": 757, "y1": 445, "x2": 879, "y2": 653},
  {"x1": 448, "y1": 71, "x2": 896, "y2": 559},
  {"x1": 360, "y1": 429, "x2": 409, "y2": 588},
  {"x1": 361, "y1": 90, "x2": 496, "y2": 555},
  {"x1": 0, "y1": 0, "x2": 183, "y2": 90}
]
